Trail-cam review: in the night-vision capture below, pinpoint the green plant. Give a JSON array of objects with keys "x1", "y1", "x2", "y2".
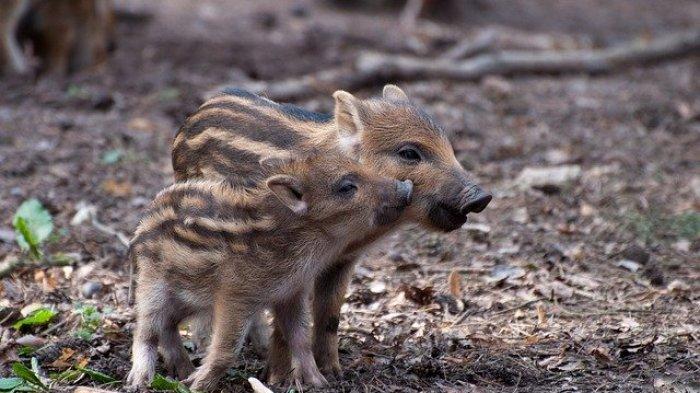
[
  {"x1": 150, "y1": 374, "x2": 193, "y2": 393},
  {"x1": 12, "y1": 199, "x2": 53, "y2": 260},
  {"x1": 5, "y1": 360, "x2": 47, "y2": 392},
  {"x1": 101, "y1": 149, "x2": 123, "y2": 165},
  {"x1": 623, "y1": 211, "x2": 700, "y2": 243},
  {"x1": 74, "y1": 305, "x2": 101, "y2": 340},
  {"x1": 12, "y1": 309, "x2": 57, "y2": 331}
]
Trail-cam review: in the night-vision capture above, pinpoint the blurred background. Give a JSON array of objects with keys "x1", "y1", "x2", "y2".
[{"x1": 0, "y1": 1, "x2": 698, "y2": 392}]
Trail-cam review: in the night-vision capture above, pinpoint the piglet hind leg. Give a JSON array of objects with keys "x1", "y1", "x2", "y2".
[
  {"x1": 185, "y1": 298, "x2": 255, "y2": 392},
  {"x1": 312, "y1": 258, "x2": 356, "y2": 378},
  {"x1": 272, "y1": 292, "x2": 328, "y2": 388},
  {"x1": 264, "y1": 316, "x2": 291, "y2": 385}
]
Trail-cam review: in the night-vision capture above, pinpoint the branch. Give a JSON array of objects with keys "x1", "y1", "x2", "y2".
[
  {"x1": 209, "y1": 29, "x2": 700, "y2": 102},
  {"x1": 358, "y1": 29, "x2": 700, "y2": 79},
  {"x1": 442, "y1": 30, "x2": 497, "y2": 60}
]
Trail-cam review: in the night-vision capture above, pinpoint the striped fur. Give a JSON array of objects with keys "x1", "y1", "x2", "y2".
[
  {"x1": 128, "y1": 154, "x2": 410, "y2": 391},
  {"x1": 171, "y1": 85, "x2": 491, "y2": 383}
]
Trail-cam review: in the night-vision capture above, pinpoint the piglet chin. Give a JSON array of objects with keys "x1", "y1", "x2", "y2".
[{"x1": 428, "y1": 204, "x2": 468, "y2": 232}]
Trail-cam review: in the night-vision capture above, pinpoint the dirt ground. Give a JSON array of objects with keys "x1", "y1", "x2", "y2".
[{"x1": 0, "y1": 1, "x2": 698, "y2": 392}]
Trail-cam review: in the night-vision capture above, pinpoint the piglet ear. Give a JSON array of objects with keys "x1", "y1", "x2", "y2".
[
  {"x1": 382, "y1": 84, "x2": 408, "y2": 102},
  {"x1": 333, "y1": 90, "x2": 364, "y2": 155},
  {"x1": 266, "y1": 174, "x2": 308, "y2": 215}
]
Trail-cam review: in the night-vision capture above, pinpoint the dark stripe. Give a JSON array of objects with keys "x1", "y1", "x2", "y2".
[
  {"x1": 278, "y1": 103, "x2": 332, "y2": 123},
  {"x1": 188, "y1": 101, "x2": 302, "y2": 148},
  {"x1": 220, "y1": 88, "x2": 332, "y2": 123}
]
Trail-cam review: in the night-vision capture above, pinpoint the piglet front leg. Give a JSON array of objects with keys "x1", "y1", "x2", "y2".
[
  {"x1": 270, "y1": 291, "x2": 328, "y2": 388},
  {"x1": 185, "y1": 297, "x2": 255, "y2": 392}
]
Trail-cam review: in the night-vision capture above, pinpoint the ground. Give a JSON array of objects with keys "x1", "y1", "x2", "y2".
[{"x1": 0, "y1": 1, "x2": 698, "y2": 392}]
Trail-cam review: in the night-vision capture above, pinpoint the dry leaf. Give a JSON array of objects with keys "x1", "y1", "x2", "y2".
[
  {"x1": 101, "y1": 179, "x2": 133, "y2": 197},
  {"x1": 448, "y1": 270, "x2": 462, "y2": 298},
  {"x1": 401, "y1": 285, "x2": 435, "y2": 306},
  {"x1": 589, "y1": 346, "x2": 613, "y2": 362},
  {"x1": 49, "y1": 347, "x2": 76, "y2": 369},
  {"x1": 537, "y1": 304, "x2": 547, "y2": 325}
]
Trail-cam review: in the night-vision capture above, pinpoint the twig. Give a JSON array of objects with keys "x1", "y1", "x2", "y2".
[
  {"x1": 90, "y1": 216, "x2": 129, "y2": 248},
  {"x1": 0, "y1": 255, "x2": 72, "y2": 278},
  {"x1": 358, "y1": 29, "x2": 700, "y2": 80},
  {"x1": 442, "y1": 30, "x2": 497, "y2": 60},
  {"x1": 400, "y1": 0, "x2": 424, "y2": 31},
  {"x1": 451, "y1": 297, "x2": 545, "y2": 327},
  {"x1": 216, "y1": 29, "x2": 700, "y2": 102}
]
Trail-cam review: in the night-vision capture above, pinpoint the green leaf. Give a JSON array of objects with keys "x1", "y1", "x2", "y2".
[
  {"x1": 17, "y1": 346, "x2": 37, "y2": 357},
  {"x1": 0, "y1": 378, "x2": 24, "y2": 391},
  {"x1": 12, "y1": 199, "x2": 53, "y2": 259},
  {"x1": 12, "y1": 309, "x2": 57, "y2": 331},
  {"x1": 101, "y1": 149, "x2": 123, "y2": 165},
  {"x1": 75, "y1": 367, "x2": 116, "y2": 384},
  {"x1": 51, "y1": 369, "x2": 83, "y2": 383},
  {"x1": 10, "y1": 363, "x2": 45, "y2": 390},
  {"x1": 150, "y1": 374, "x2": 192, "y2": 393}
]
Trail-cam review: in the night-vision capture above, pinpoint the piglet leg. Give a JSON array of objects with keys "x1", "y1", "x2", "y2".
[
  {"x1": 271, "y1": 291, "x2": 328, "y2": 388},
  {"x1": 185, "y1": 296, "x2": 255, "y2": 391}
]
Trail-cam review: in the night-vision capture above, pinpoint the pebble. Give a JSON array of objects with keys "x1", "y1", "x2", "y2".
[
  {"x1": 81, "y1": 281, "x2": 103, "y2": 299},
  {"x1": 0, "y1": 228, "x2": 15, "y2": 243},
  {"x1": 515, "y1": 165, "x2": 582, "y2": 194},
  {"x1": 620, "y1": 244, "x2": 650, "y2": 264}
]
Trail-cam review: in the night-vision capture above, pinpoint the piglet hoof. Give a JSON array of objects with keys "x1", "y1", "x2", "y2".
[
  {"x1": 291, "y1": 366, "x2": 328, "y2": 388},
  {"x1": 184, "y1": 367, "x2": 220, "y2": 392},
  {"x1": 319, "y1": 362, "x2": 342, "y2": 380},
  {"x1": 265, "y1": 368, "x2": 288, "y2": 386}
]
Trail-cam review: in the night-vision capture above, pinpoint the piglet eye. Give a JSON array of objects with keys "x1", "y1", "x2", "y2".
[
  {"x1": 336, "y1": 179, "x2": 358, "y2": 197},
  {"x1": 397, "y1": 145, "x2": 422, "y2": 163}
]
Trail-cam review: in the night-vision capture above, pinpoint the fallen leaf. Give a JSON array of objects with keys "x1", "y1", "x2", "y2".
[
  {"x1": 101, "y1": 179, "x2": 133, "y2": 197},
  {"x1": 589, "y1": 346, "x2": 613, "y2": 362},
  {"x1": 448, "y1": 270, "x2": 462, "y2": 298},
  {"x1": 537, "y1": 304, "x2": 547, "y2": 325},
  {"x1": 49, "y1": 348, "x2": 76, "y2": 369},
  {"x1": 401, "y1": 285, "x2": 435, "y2": 306}
]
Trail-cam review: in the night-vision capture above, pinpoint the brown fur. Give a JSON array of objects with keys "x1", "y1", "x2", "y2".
[
  {"x1": 172, "y1": 85, "x2": 491, "y2": 380},
  {"x1": 0, "y1": 0, "x2": 114, "y2": 75},
  {"x1": 127, "y1": 154, "x2": 412, "y2": 391}
]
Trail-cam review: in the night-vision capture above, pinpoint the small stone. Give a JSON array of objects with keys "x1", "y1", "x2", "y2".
[
  {"x1": 0, "y1": 228, "x2": 15, "y2": 243},
  {"x1": 515, "y1": 165, "x2": 582, "y2": 194},
  {"x1": 369, "y1": 280, "x2": 387, "y2": 294},
  {"x1": 616, "y1": 259, "x2": 641, "y2": 272},
  {"x1": 620, "y1": 244, "x2": 650, "y2": 264},
  {"x1": 81, "y1": 281, "x2": 103, "y2": 299}
]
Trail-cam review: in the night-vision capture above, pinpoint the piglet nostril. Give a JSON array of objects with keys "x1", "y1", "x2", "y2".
[
  {"x1": 461, "y1": 192, "x2": 492, "y2": 214},
  {"x1": 396, "y1": 180, "x2": 413, "y2": 206}
]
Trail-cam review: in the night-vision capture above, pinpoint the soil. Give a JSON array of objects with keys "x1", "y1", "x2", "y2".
[{"x1": 0, "y1": 1, "x2": 698, "y2": 392}]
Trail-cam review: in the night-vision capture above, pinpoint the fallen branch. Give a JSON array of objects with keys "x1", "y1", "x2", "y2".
[
  {"x1": 0, "y1": 254, "x2": 71, "y2": 278},
  {"x1": 442, "y1": 30, "x2": 497, "y2": 60},
  {"x1": 358, "y1": 29, "x2": 700, "y2": 80},
  {"x1": 213, "y1": 29, "x2": 700, "y2": 101}
]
